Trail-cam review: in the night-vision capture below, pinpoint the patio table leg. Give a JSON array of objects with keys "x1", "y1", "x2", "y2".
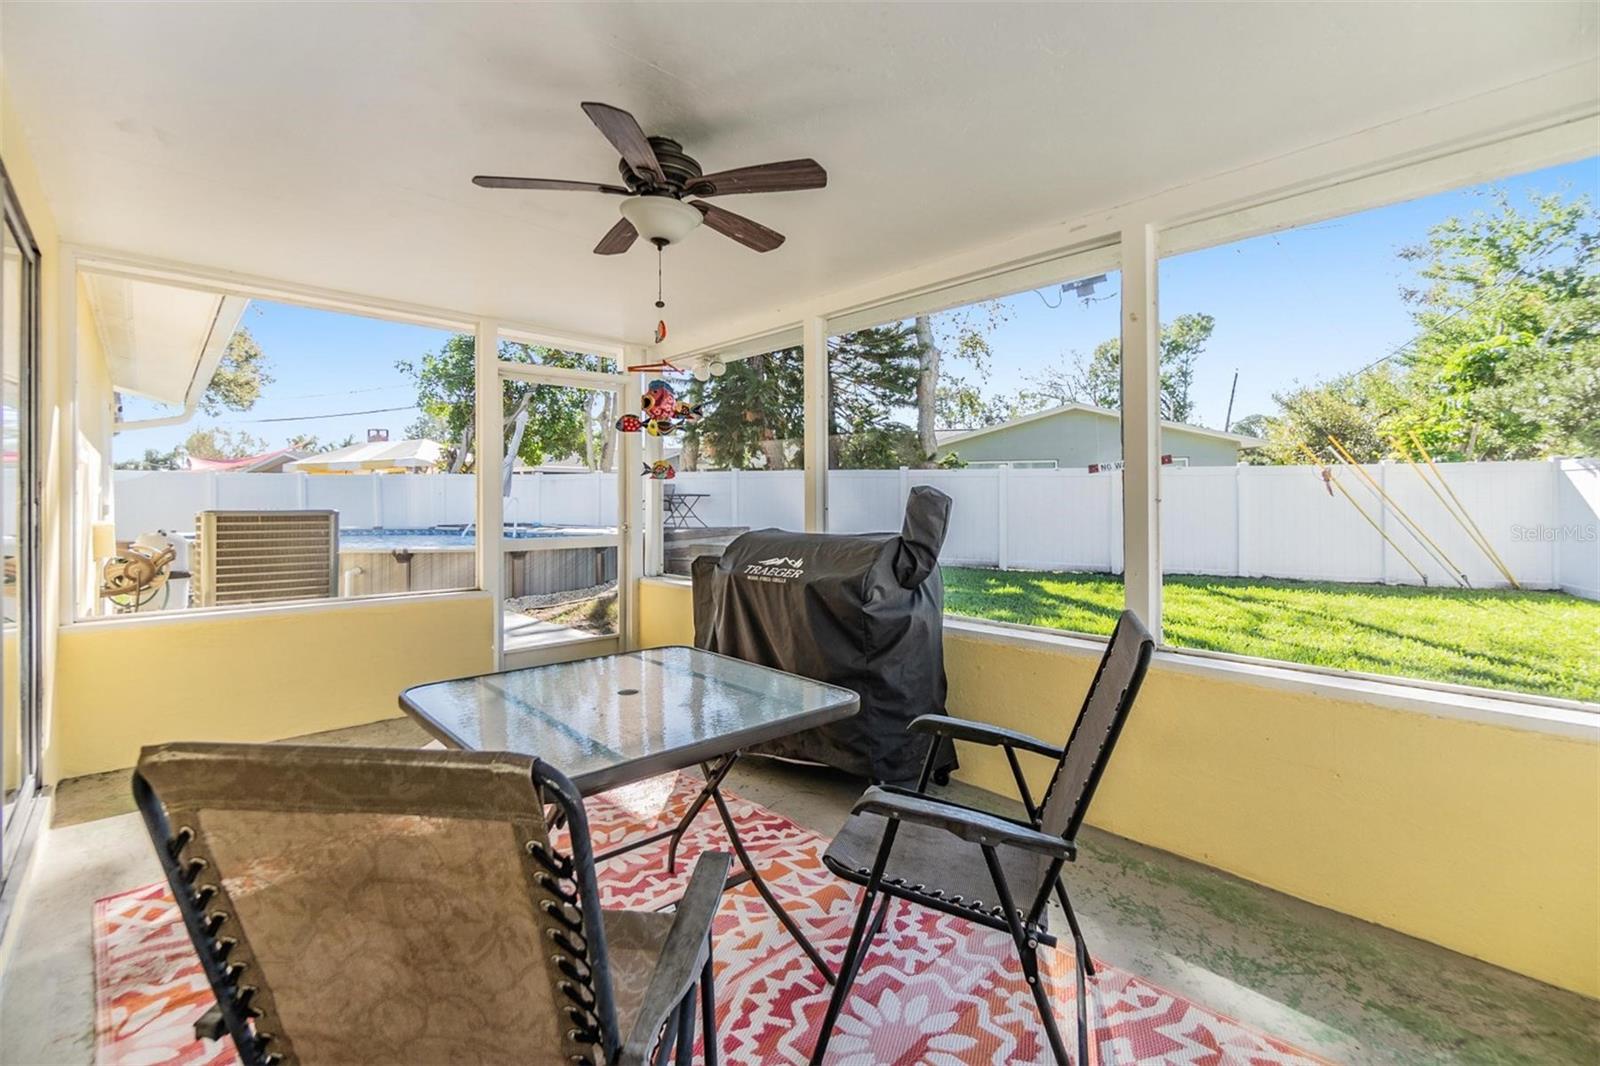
[
  {"x1": 708, "y1": 779, "x2": 838, "y2": 985},
  {"x1": 588, "y1": 751, "x2": 838, "y2": 985},
  {"x1": 666, "y1": 757, "x2": 738, "y2": 872},
  {"x1": 592, "y1": 755, "x2": 737, "y2": 867}
]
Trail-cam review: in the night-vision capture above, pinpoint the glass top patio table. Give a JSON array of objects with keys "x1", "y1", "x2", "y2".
[{"x1": 399, "y1": 645, "x2": 860, "y2": 795}]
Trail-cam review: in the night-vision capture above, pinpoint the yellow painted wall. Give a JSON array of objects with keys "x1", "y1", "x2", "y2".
[
  {"x1": 636, "y1": 578, "x2": 1600, "y2": 998},
  {"x1": 2, "y1": 634, "x2": 16, "y2": 792},
  {"x1": 52, "y1": 593, "x2": 496, "y2": 779},
  {"x1": 639, "y1": 577, "x2": 697, "y2": 650}
]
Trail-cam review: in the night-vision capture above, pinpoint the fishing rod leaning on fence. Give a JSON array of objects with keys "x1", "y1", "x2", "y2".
[
  {"x1": 1325, "y1": 435, "x2": 1472, "y2": 588},
  {"x1": 1391, "y1": 430, "x2": 1521, "y2": 589},
  {"x1": 1297, "y1": 442, "x2": 1433, "y2": 585}
]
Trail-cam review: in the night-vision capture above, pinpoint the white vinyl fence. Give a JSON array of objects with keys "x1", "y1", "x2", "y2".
[{"x1": 113, "y1": 458, "x2": 1600, "y2": 597}]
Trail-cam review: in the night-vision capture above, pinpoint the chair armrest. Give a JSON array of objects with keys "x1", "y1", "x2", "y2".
[
  {"x1": 854, "y1": 787, "x2": 1075, "y2": 860},
  {"x1": 908, "y1": 714, "x2": 1062, "y2": 759},
  {"x1": 618, "y1": 851, "x2": 732, "y2": 1064},
  {"x1": 876, "y1": 783, "x2": 1034, "y2": 829}
]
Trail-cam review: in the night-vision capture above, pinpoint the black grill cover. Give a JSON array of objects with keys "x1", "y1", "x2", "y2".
[{"x1": 692, "y1": 486, "x2": 958, "y2": 785}]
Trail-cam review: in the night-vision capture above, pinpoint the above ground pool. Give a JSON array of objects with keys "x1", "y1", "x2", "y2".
[{"x1": 336, "y1": 524, "x2": 615, "y2": 551}]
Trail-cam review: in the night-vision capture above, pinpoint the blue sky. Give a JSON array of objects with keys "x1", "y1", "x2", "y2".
[
  {"x1": 951, "y1": 155, "x2": 1597, "y2": 432},
  {"x1": 114, "y1": 155, "x2": 1596, "y2": 463},
  {"x1": 117, "y1": 306, "x2": 454, "y2": 460}
]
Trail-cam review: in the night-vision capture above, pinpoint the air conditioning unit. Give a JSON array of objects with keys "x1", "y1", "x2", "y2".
[{"x1": 193, "y1": 510, "x2": 339, "y2": 607}]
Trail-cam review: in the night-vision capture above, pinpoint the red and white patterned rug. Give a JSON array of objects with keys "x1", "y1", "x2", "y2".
[{"x1": 94, "y1": 773, "x2": 1330, "y2": 1065}]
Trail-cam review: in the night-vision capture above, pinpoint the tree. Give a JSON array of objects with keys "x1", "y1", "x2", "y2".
[
  {"x1": 828, "y1": 324, "x2": 923, "y2": 467},
  {"x1": 396, "y1": 336, "x2": 616, "y2": 477},
  {"x1": 679, "y1": 324, "x2": 935, "y2": 471},
  {"x1": 913, "y1": 315, "x2": 940, "y2": 458},
  {"x1": 1250, "y1": 367, "x2": 1403, "y2": 464},
  {"x1": 286, "y1": 433, "x2": 356, "y2": 454},
  {"x1": 934, "y1": 372, "x2": 1016, "y2": 429},
  {"x1": 1246, "y1": 188, "x2": 1599, "y2": 465},
  {"x1": 1227, "y1": 413, "x2": 1271, "y2": 439},
  {"x1": 910, "y1": 300, "x2": 1011, "y2": 459},
  {"x1": 198, "y1": 327, "x2": 272, "y2": 415},
  {"x1": 183, "y1": 427, "x2": 270, "y2": 460},
  {"x1": 679, "y1": 348, "x2": 805, "y2": 471},
  {"x1": 1023, "y1": 313, "x2": 1216, "y2": 423},
  {"x1": 115, "y1": 447, "x2": 184, "y2": 471},
  {"x1": 1390, "y1": 189, "x2": 1599, "y2": 459}
]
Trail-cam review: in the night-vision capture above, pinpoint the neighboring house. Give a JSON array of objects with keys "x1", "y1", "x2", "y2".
[
  {"x1": 284, "y1": 438, "x2": 443, "y2": 474},
  {"x1": 185, "y1": 449, "x2": 306, "y2": 473},
  {"x1": 934, "y1": 402, "x2": 1261, "y2": 469}
]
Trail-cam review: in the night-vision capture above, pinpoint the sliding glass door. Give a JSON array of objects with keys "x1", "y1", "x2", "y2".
[{"x1": 1, "y1": 162, "x2": 41, "y2": 895}]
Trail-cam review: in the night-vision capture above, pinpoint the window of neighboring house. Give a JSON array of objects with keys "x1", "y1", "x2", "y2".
[
  {"x1": 84, "y1": 284, "x2": 481, "y2": 618},
  {"x1": 645, "y1": 342, "x2": 805, "y2": 577},
  {"x1": 965, "y1": 459, "x2": 1058, "y2": 470},
  {"x1": 1156, "y1": 155, "x2": 1600, "y2": 705},
  {"x1": 824, "y1": 266, "x2": 1129, "y2": 639}
]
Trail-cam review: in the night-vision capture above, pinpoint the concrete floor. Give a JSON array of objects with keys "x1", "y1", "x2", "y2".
[{"x1": 2, "y1": 718, "x2": 1596, "y2": 1065}]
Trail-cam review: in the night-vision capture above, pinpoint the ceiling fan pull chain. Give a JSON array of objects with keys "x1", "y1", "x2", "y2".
[{"x1": 656, "y1": 244, "x2": 665, "y2": 310}]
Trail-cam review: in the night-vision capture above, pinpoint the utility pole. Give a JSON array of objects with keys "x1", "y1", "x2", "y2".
[{"x1": 1223, "y1": 368, "x2": 1239, "y2": 432}]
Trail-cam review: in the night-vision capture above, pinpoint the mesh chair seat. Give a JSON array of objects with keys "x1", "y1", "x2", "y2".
[
  {"x1": 823, "y1": 810, "x2": 1053, "y2": 931},
  {"x1": 134, "y1": 744, "x2": 731, "y2": 1066},
  {"x1": 601, "y1": 909, "x2": 677, "y2": 1039}
]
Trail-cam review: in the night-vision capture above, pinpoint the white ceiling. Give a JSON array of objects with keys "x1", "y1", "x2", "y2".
[{"x1": 3, "y1": 3, "x2": 1594, "y2": 347}]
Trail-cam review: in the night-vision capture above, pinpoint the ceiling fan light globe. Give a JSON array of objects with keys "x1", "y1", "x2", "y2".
[{"x1": 618, "y1": 195, "x2": 703, "y2": 246}]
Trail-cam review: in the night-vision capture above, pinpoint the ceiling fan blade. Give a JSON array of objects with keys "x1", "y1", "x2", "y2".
[
  {"x1": 689, "y1": 159, "x2": 828, "y2": 197},
  {"x1": 593, "y1": 217, "x2": 639, "y2": 255},
  {"x1": 473, "y1": 175, "x2": 629, "y2": 194},
  {"x1": 581, "y1": 102, "x2": 665, "y2": 184},
  {"x1": 691, "y1": 202, "x2": 785, "y2": 253}
]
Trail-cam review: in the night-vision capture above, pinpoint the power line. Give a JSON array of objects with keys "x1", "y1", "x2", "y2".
[
  {"x1": 267, "y1": 383, "x2": 412, "y2": 402},
  {"x1": 1345, "y1": 279, "x2": 1511, "y2": 377},
  {"x1": 231, "y1": 404, "x2": 420, "y2": 424},
  {"x1": 1348, "y1": 247, "x2": 1569, "y2": 377}
]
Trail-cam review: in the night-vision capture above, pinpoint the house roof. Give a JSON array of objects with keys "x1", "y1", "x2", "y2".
[
  {"x1": 186, "y1": 448, "x2": 306, "y2": 473},
  {"x1": 285, "y1": 438, "x2": 444, "y2": 473},
  {"x1": 935, "y1": 403, "x2": 1263, "y2": 451}
]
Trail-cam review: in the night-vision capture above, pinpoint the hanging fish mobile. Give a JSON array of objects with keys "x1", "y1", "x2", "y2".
[
  {"x1": 615, "y1": 378, "x2": 703, "y2": 438},
  {"x1": 616, "y1": 378, "x2": 703, "y2": 478}
]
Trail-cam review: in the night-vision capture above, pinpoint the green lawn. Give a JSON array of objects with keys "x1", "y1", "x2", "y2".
[{"x1": 941, "y1": 567, "x2": 1600, "y2": 704}]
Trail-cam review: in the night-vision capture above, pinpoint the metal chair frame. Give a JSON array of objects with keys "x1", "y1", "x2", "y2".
[
  {"x1": 134, "y1": 746, "x2": 730, "y2": 1066},
  {"x1": 810, "y1": 611, "x2": 1154, "y2": 1066}
]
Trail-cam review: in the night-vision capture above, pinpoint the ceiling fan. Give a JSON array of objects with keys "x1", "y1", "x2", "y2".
[{"x1": 473, "y1": 102, "x2": 827, "y2": 255}]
